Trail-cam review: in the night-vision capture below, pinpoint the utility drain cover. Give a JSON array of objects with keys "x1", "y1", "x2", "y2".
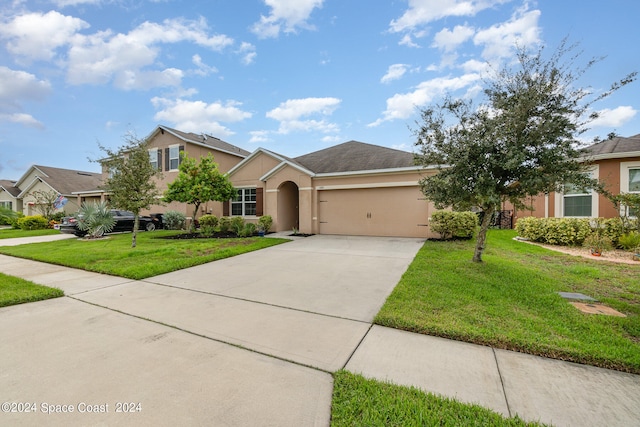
[{"x1": 557, "y1": 292, "x2": 597, "y2": 301}]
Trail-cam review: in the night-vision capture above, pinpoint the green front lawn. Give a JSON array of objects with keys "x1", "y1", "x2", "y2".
[
  {"x1": 331, "y1": 371, "x2": 546, "y2": 427},
  {"x1": 0, "y1": 273, "x2": 63, "y2": 307},
  {"x1": 0, "y1": 228, "x2": 60, "y2": 239},
  {"x1": 375, "y1": 230, "x2": 640, "y2": 373},
  {"x1": 0, "y1": 231, "x2": 289, "y2": 280}
]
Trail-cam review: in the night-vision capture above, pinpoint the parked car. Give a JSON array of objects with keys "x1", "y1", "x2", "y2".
[{"x1": 60, "y1": 210, "x2": 158, "y2": 237}]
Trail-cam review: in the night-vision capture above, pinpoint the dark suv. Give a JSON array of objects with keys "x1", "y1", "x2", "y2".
[{"x1": 60, "y1": 210, "x2": 160, "y2": 237}]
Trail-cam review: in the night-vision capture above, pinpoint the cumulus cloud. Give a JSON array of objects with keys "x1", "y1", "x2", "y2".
[
  {"x1": 252, "y1": 0, "x2": 324, "y2": 38},
  {"x1": 0, "y1": 67, "x2": 51, "y2": 128},
  {"x1": 432, "y1": 25, "x2": 475, "y2": 52},
  {"x1": 381, "y1": 64, "x2": 409, "y2": 83},
  {"x1": 151, "y1": 97, "x2": 252, "y2": 136},
  {"x1": 249, "y1": 130, "x2": 271, "y2": 144},
  {"x1": 266, "y1": 97, "x2": 341, "y2": 134},
  {"x1": 238, "y1": 42, "x2": 257, "y2": 65},
  {"x1": 192, "y1": 54, "x2": 218, "y2": 76},
  {"x1": 0, "y1": 10, "x2": 89, "y2": 61},
  {"x1": 369, "y1": 73, "x2": 481, "y2": 126},
  {"x1": 390, "y1": 0, "x2": 508, "y2": 33},
  {"x1": 590, "y1": 106, "x2": 637, "y2": 127},
  {"x1": 473, "y1": 7, "x2": 541, "y2": 59}
]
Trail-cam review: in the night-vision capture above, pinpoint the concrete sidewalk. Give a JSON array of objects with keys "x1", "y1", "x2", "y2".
[{"x1": 1, "y1": 234, "x2": 639, "y2": 426}]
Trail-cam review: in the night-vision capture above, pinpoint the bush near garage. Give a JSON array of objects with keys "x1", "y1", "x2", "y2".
[
  {"x1": 17, "y1": 215, "x2": 49, "y2": 231},
  {"x1": 198, "y1": 214, "x2": 219, "y2": 235},
  {"x1": 429, "y1": 210, "x2": 478, "y2": 240}
]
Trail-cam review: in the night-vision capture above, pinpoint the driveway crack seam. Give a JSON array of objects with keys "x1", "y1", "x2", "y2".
[
  {"x1": 140, "y1": 280, "x2": 371, "y2": 325},
  {"x1": 340, "y1": 323, "x2": 373, "y2": 371},
  {"x1": 492, "y1": 347, "x2": 512, "y2": 418},
  {"x1": 67, "y1": 295, "x2": 333, "y2": 375}
]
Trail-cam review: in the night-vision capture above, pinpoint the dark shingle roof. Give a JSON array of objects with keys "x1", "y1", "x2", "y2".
[
  {"x1": 0, "y1": 180, "x2": 20, "y2": 197},
  {"x1": 30, "y1": 165, "x2": 103, "y2": 195},
  {"x1": 584, "y1": 133, "x2": 640, "y2": 156},
  {"x1": 160, "y1": 126, "x2": 250, "y2": 157},
  {"x1": 294, "y1": 141, "x2": 415, "y2": 174}
]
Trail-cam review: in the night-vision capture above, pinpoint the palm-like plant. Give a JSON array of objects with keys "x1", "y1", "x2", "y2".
[
  {"x1": 0, "y1": 206, "x2": 17, "y2": 226},
  {"x1": 76, "y1": 201, "x2": 116, "y2": 238}
]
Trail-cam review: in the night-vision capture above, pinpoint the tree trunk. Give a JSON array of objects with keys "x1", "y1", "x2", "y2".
[
  {"x1": 132, "y1": 214, "x2": 139, "y2": 248},
  {"x1": 192, "y1": 203, "x2": 200, "y2": 232},
  {"x1": 472, "y1": 207, "x2": 495, "y2": 263}
]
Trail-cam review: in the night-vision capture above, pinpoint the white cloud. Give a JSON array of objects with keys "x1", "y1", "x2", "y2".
[
  {"x1": 238, "y1": 42, "x2": 257, "y2": 65},
  {"x1": 53, "y1": 0, "x2": 102, "y2": 6},
  {"x1": 66, "y1": 17, "x2": 234, "y2": 89},
  {"x1": 192, "y1": 54, "x2": 218, "y2": 76},
  {"x1": 590, "y1": 106, "x2": 637, "y2": 128},
  {"x1": 249, "y1": 130, "x2": 271, "y2": 144},
  {"x1": 0, "y1": 67, "x2": 51, "y2": 128},
  {"x1": 0, "y1": 10, "x2": 89, "y2": 61},
  {"x1": 473, "y1": 7, "x2": 541, "y2": 59},
  {"x1": 432, "y1": 25, "x2": 475, "y2": 51},
  {"x1": 398, "y1": 34, "x2": 420, "y2": 48},
  {"x1": 266, "y1": 97, "x2": 341, "y2": 134},
  {"x1": 369, "y1": 73, "x2": 481, "y2": 126},
  {"x1": 252, "y1": 0, "x2": 324, "y2": 39},
  {"x1": 381, "y1": 64, "x2": 409, "y2": 83},
  {"x1": 151, "y1": 97, "x2": 252, "y2": 136},
  {"x1": 390, "y1": 0, "x2": 507, "y2": 33}
]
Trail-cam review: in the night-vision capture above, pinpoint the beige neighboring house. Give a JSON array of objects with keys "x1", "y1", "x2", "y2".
[
  {"x1": 227, "y1": 141, "x2": 439, "y2": 238},
  {"x1": 514, "y1": 133, "x2": 640, "y2": 221},
  {"x1": 0, "y1": 165, "x2": 102, "y2": 216},
  {"x1": 74, "y1": 125, "x2": 251, "y2": 220}
]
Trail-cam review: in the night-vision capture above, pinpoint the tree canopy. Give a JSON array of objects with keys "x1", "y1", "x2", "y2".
[
  {"x1": 415, "y1": 41, "x2": 637, "y2": 262},
  {"x1": 97, "y1": 134, "x2": 161, "y2": 248},
  {"x1": 164, "y1": 152, "x2": 236, "y2": 230}
]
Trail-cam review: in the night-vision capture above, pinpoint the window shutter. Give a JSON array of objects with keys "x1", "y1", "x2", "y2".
[
  {"x1": 256, "y1": 188, "x2": 263, "y2": 216},
  {"x1": 157, "y1": 149, "x2": 162, "y2": 171},
  {"x1": 165, "y1": 148, "x2": 170, "y2": 171},
  {"x1": 223, "y1": 200, "x2": 229, "y2": 216}
]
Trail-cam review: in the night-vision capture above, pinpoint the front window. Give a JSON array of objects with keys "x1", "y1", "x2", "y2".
[
  {"x1": 149, "y1": 149, "x2": 158, "y2": 170},
  {"x1": 563, "y1": 182, "x2": 592, "y2": 217},
  {"x1": 231, "y1": 188, "x2": 256, "y2": 216},
  {"x1": 628, "y1": 168, "x2": 640, "y2": 217},
  {"x1": 169, "y1": 146, "x2": 180, "y2": 170},
  {"x1": 0, "y1": 201, "x2": 12, "y2": 210}
]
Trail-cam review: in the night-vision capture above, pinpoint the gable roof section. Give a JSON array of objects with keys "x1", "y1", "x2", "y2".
[
  {"x1": 584, "y1": 133, "x2": 640, "y2": 160},
  {"x1": 0, "y1": 180, "x2": 21, "y2": 197},
  {"x1": 16, "y1": 165, "x2": 103, "y2": 197},
  {"x1": 152, "y1": 125, "x2": 250, "y2": 158},
  {"x1": 294, "y1": 141, "x2": 416, "y2": 174},
  {"x1": 227, "y1": 147, "x2": 315, "y2": 179}
]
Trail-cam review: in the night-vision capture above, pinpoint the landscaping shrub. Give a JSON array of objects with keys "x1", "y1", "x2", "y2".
[
  {"x1": 218, "y1": 216, "x2": 232, "y2": 233},
  {"x1": 602, "y1": 217, "x2": 625, "y2": 246},
  {"x1": 162, "y1": 210, "x2": 186, "y2": 230},
  {"x1": 76, "y1": 202, "x2": 116, "y2": 238},
  {"x1": 198, "y1": 214, "x2": 218, "y2": 235},
  {"x1": 429, "y1": 210, "x2": 477, "y2": 240},
  {"x1": 241, "y1": 222, "x2": 257, "y2": 237},
  {"x1": 50, "y1": 211, "x2": 65, "y2": 223},
  {"x1": 618, "y1": 231, "x2": 640, "y2": 251},
  {"x1": 257, "y1": 215, "x2": 273, "y2": 233},
  {"x1": 231, "y1": 216, "x2": 245, "y2": 235},
  {"x1": 17, "y1": 215, "x2": 49, "y2": 230},
  {"x1": 516, "y1": 217, "x2": 591, "y2": 246}
]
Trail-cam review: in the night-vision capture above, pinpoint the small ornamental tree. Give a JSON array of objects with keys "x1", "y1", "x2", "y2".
[
  {"x1": 96, "y1": 134, "x2": 161, "y2": 248},
  {"x1": 415, "y1": 41, "x2": 636, "y2": 262},
  {"x1": 28, "y1": 189, "x2": 59, "y2": 220},
  {"x1": 164, "y1": 153, "x2": 236, "y2": 231}
]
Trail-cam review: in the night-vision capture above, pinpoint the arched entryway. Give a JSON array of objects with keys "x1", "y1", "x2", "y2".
[{"x1": 277, "y1": 181, "x2": 299, "y2": 231}]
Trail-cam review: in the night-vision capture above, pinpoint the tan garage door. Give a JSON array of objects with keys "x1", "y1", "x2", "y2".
[{"x1": 318, "y1": 186, "x2": 430, "y2": 237}]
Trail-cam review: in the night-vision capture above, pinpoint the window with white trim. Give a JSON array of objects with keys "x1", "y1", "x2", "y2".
[
  {"x1": 621, "y1": 162, "x2": 640, "y2": 217},
  {"x1": 0, "y1": 201, "x2": 12, "y2": 210},
  {"x1": 563, "y1": 182, "x2": 592, "y2": 217},
  {"x1": 169, "y1": 145, "x2": 180, "y2": 170},
  {"x1": 231, "y1": 188, "x2": 256, "y2": 216},
  {"x1": 149, "y1": 149, "x2": 158, "y2": 170}
]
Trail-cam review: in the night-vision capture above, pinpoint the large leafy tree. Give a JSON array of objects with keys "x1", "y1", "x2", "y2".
[
  {"x1": 415, "y1": 42, "x2": 636, "y2": 262},
  {"x1": 164, "y1": 153, "x2": 236, "y2": 231},
  {"x1": 97, "y1": 135, "x2": 161, "y2": 248}
]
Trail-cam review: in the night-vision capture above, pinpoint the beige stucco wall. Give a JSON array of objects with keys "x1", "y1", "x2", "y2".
[
  {"x1": 21, "y1": 181, "x2": 79, "y2": 216},
  {"x1": 0, "y1": 190, "x2": 21, "y2": 212}
]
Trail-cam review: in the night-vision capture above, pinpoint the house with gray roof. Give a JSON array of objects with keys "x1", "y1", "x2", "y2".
[
  {"x1": 227, "y1": 140, "x2": 440, "y2": 238},
  {"x1": 514, "y1": 133, "x2": 640, "y2": 221}
]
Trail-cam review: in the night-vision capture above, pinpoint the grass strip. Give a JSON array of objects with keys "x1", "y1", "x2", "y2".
[
  {"x1": 0, "y1": 229, "x2": 60, "y2": 239},
  {"x1": 0, "y1": 273, "x2": 64, "y2": 307},
  {"x1": 331, "y1": 370, "x2": 547, "y2": 426}
]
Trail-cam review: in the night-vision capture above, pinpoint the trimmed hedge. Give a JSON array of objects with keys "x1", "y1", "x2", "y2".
[
  {"x1": 430, "y1": 210, "x2": 478, "y2": 240},
  {"x1": 515, "y1": 217, "x2": 626, "y2": 247},
  {"x1": 16, "y1": 215, "x2": 49, "y2": 231}
]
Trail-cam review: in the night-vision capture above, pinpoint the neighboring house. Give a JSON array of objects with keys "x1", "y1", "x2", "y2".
[
  {"x1": 227, "y1": 141, "x2": 439, "y2": 238},
  {"x1": 514, "y1": 133, "x2": 640, "y2": 221},
  {"x1": 0, "y1": 166, "x2": 102, "y2": 216},
  {"x1": 74, "y1": 125, "x2": 251, "y2": 219}
]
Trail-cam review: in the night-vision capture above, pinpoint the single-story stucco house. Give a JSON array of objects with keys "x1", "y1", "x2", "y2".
[{"x1": 226, "y1": 141, "x2": 439, "y2": 238}]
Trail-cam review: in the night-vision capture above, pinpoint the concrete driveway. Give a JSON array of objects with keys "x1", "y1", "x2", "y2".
[{"x1": 0, "y1": 234, "x2": 424, "y2": 426}]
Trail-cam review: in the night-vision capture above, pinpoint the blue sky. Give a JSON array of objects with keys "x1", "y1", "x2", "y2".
[{"x1": 1, "y1": 0, "x2": 638, "y2": 180}]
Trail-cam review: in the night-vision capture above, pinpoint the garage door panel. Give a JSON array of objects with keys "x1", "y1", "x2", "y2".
[{"x1": 318, "y1": 187, "x2": 429, "y2": 238}]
